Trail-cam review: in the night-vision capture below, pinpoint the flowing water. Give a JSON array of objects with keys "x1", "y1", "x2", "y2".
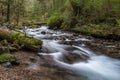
[{"x1": 23, "y1": 26, "x2": 120, "y2": 80}]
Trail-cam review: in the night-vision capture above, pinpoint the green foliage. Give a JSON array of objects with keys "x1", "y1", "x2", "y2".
[
  {"x1": 61, "y1": 18, "x2": 71, "y2": 30},
  {"x1": 47, "y1": 14, "x2": 63, "y2": 29},
  {"x1": 71, "y1": 24, "x2": 120, "y2": 40},
  {"x1": 61, "y1": 17, "x2": 78, "y2": 30},
  {"x1": 11, "y1": 31, "x2": 42, "y2": 50},
  {"x1": 0, "y1": 0, "x2": 120, "y2": 40},
  {"x1": 0, "y1": 54, "x2": 17, "y2": 61},
  {"x1": 116, "y1": 19, "x2": 120, "y2": 26},
  {"x1": 64, "y1": 0, "x2": 74, "y2": 18},
  {"x1": 30, "y1": 0, "x2": 42, "y2": 21},
  {"x1": 0, "y1": 29, "x2": 42, "y2": 51},
  {"x1": 70, "y1": 0, "x2": 83, "y2": 6}
]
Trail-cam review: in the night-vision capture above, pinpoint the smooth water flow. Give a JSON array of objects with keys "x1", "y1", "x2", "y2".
[{"x1": 25, "y1": 26, "x2": 120, "y2": 80}]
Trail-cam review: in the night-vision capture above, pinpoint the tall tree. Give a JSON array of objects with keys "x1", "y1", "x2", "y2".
[{"x1": 6, "y1": 0, "x2": 11, "y2": 23}]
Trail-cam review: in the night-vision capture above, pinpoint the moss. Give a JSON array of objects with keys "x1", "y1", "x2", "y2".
[
  {"x1": 47, "y1": 15, "x2": 63, "y2": 29},
  {"x1": 61, "y1": 17, "x2": 78, "y2": 30},
  {"x1": 116, "y1": 19, "x2": 120, "y2": 26},
  {"x1": 70, "y1": 24, "x2": 120, "y2": 40},
  {"x1": 19, "y1": 37, "x2": 42, "y2": 51},
  {"x1": 0, "y1": 28, "x2": 42, "y2": 51},
  {"x1": 0, "y1": 54, "x2": 17, "y2": 61},
  {"x1": 11, "y1": 31, "x2": 42, "y2": 51},
  {"x1": 0, "y1": 40, "x2": 9, "y2": 46}
]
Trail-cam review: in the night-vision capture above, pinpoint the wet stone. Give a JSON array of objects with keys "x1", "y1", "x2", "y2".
[
  {"x1": 62, "y1": 53, "x2": 89, "y2": 64},
  {"x1": 41, "y1": 31, "x2": 46, "y2": 35}
]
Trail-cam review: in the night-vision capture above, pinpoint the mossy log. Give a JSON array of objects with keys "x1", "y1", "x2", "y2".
[{"x1": 0, "y1": 28, "x2": 42, "y2": 51}]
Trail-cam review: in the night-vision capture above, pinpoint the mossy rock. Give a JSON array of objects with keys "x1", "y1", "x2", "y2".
[
  {"x1": 0, "y1": 40, "x2": 8, "y2": 46},
  {"x1": 11, "y1": 31, "x2": 42, "y2": 51},
  {"x1": 0, "y1": 54, "x2": 17, "y2": 62},
  {"x1": 0, "y1": 46, "x2": 10, "y2": 54},
  {"x1": 0, "y1": 28, "x2": 42, "y2": 51},
  {"x1": 0, "y1": 54, "x2": 19, "y2": 68}
]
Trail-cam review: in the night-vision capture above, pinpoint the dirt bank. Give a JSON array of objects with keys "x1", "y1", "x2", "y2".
[{"x1": 0, "y1": 51, "x2": 73, "y2": 80}]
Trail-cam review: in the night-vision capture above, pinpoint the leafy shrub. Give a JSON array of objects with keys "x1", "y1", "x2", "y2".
[
  {"x1": 47, "y1": 15, "x2": 63, "y2": 29},
  {"x1": 61, "y1": 17, "x2": 78, "y2": 30}
]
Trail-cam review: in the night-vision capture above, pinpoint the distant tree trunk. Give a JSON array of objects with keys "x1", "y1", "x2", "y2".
[
  {"x1": 16, "y1": 6, "x2": 20, "y2": 26},
  {"x1": 16, "y1": 0, "x2": 22, "y2": 25},
  {"x1": 40, "y1": 0, "x2": 46, "y2": 22},
  {"x1": 6, "y1": 0, "x2": 11, "y2": 23},
  {"x1": 52, "y1": 0, "x2": 55, "y2": 9}
]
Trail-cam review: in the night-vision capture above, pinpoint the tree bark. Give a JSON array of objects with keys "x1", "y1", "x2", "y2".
[{"x1": 6, "y1": 0, "x2": 11, "y2": 23}]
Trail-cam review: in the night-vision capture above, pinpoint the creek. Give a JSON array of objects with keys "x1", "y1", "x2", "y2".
[{"x1": 22, "y1": 26, "x2": 120, "y2": 80}]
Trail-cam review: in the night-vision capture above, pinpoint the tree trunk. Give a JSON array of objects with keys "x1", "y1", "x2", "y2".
[{"x1": 6, "y1": 0, "x2": 11, "y2": 23}]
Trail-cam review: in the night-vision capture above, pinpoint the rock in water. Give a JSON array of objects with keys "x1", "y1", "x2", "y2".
[{"x1": 41, "y1": 31, "x2": 46, "y2": 35}]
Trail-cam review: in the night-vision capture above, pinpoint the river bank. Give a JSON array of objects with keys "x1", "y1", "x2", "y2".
[
  {"x1": 87, "y1": 38, "x2": 120, "y2": 59},
  {"x1": 0, "y1": 50, "x2": 74, "y2": 80}
]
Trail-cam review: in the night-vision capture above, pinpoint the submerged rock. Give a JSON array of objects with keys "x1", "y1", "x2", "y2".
[
  {"x1": 61, "y1": 52, "x2": 89, "y2": 64},
  {"x1": 41, "y1": 31, "x2": 46, "y2": 35}
]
